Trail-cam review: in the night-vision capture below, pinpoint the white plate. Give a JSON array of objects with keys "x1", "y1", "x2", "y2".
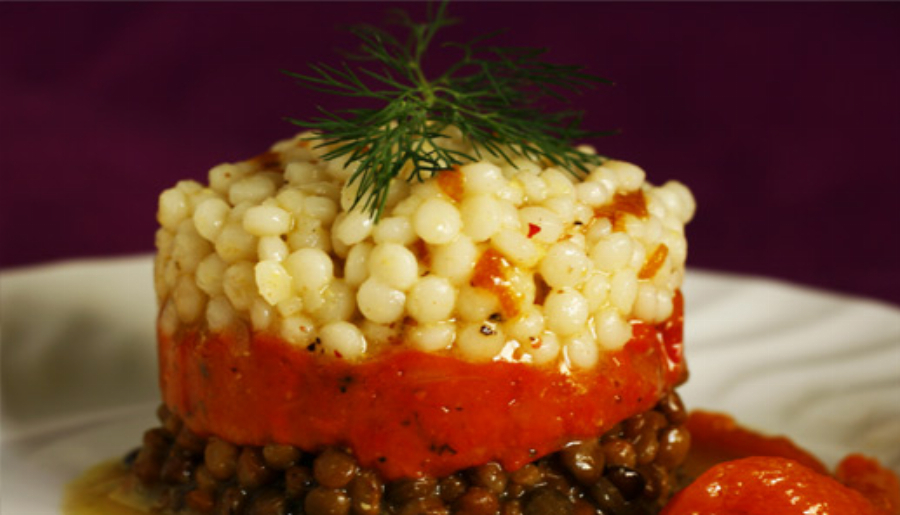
[{"x1": 2, "y1": 256, "x2": 899, "y2": 514}]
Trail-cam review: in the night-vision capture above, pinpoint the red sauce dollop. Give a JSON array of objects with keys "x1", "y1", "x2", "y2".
[{"x1": 663, "y1": 456, "x2": 889, "y2": 515}]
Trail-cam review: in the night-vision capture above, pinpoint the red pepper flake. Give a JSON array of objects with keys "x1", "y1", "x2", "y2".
[
  {"x1": 334, "y1": 350, "x2": 343, "y2": 358},
  {"x1": 527, "y1": 223, "x2": 541, "y2": 238},
  {"x1": 638, "y1": 244, "x2": 669, "y2": 280},
  {"x1": 437, "y1": 165, "x2": 465, "y2": 202}
]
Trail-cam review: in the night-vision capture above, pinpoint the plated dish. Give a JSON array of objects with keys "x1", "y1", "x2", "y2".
[
  {"x1": 3, "y1": 3, "x2": 899, "y2": 513},
  {"x1": 2, "y1": 259, "x2": 898, "y2": 514}
]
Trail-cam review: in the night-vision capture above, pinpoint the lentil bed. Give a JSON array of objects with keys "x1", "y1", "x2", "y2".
[{"x1": 127, "y1": 391, "x2": 690, "y2": 515}]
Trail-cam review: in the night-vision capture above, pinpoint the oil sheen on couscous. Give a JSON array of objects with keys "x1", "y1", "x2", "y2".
[{"x1": 154, "y1": 128, "x2": 694, "y2": 371}]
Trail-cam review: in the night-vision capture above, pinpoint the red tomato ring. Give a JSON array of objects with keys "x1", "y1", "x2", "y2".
[{"x1": 159, "y1": 292, "x2": 685, "y2": 480}]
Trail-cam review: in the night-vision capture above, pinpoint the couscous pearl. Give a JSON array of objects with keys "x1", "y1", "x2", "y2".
[
  {"x1": 276, "y1": 296, "x2": 304, "y2": 318},
  {"x1": 655, "y1": 289, "x2": 675, "y2": 322},
  {"x1": 594, "y1": 308, "x2": 632, "y2": 350},
  {"x1": 407, "y1": 321, "x2": 455, "y2": 352},
  {"x1": 243, "y1": 205, "x2": 292, "y2": 237},
  {"x1": 456, "y1": 322, "x2": 505, "y2": 362},
  {"x1": 313, "y1": 280, "x2": 356, "y2": 322},
  {"x1": 543, "y1": 196, "x2": 576, "y2": 225},
  {"x1": 229, "y1": 175, "x2": 277, "y2": 205},
  {"x1": 172, "y1": 224, "x2": 212, "y2": 275},
  {"x1": 633, "y1": 283, "x2": 659, "y2": 323},
  {"x1": 340, "y1": 180, "x2": 363, "y2": 211},
  {"x1": 516, "y1": 173, "x2": 548, "y2": 203},
  {"x1": 391, "y1": 194, "x2": 424, "y2": 218},
  {"x1": 414, "y1": 198, "x2": 461, "y2": 244},
  {"x1": 173, "y1": 276, "x2": 205, "y2": 324},
  {"x1": 223, "y1": 262, "x2": 257, "y2": 311},
  {"x1": 334, "y1": 210, "x2": 374, "y2": 246},
  {"x1": 585, "y1": 218, "x2": 613, "y2": 246},
  {"x1": 407, "y1": 276, "x2": 456, "y2": 323},
  {"x1": 541, "y1": 169, "x2": 576, "y2": 197},
  {"x1": 606, "y1": 161, "x2": 646, "y2": 192},
  {"x1": 628, "y1": 244, "x2": 647, "y2": 272},
  {"x1": 496, "y1": 200, "x2": 522, "y2": 230},
  {"x1": 206, "y1": 296, "x2": 235, "y2": 333},
  {"x1": 344, "y1": 242, "x2": 373, "y2": 287},
  {"x1": 208, "y1": 163, "x2": 246, "y2": 195},
  {"x1": 285, "y1": 161, "x2": 324, "y2": 185},
  {"x1": 573, "y1": 202, "x2": 593, "y2": 226},
  {"x1": 288, "y1": 217, "x2": 331, "y2": 253},
  {"x1": 302, "y1": 288, "x2": 326, "y2": 313},
  {"x1": 496, "y1": 183, "x2": 524, "y2": 206},
  {"x1": 258, "y1": 236, "x2": 289, "y2": 262},
  {"x1": 255, "y1": 260, "x2": 293, "y2": 305},
  {"x1": 491, "y1": 230, "x2": 540, "y2": 268},
  {"x1": 280, "y1": 314, "x2": 316, "y2": 346},
  {"x1": 276, "y1": 188, "x2": 306, "y2": 216},
  {"x1": 158, "y1": 188, "x2": 189, "y2": 229},
  {"x1": 565, "y1": 331, "x2": 600, "y2": 369},
  {"x1": 588, "y1": 166, "x2": 619, "y2": 194},
  {"x1": 590, "y1": 233, "x2": 633, "y2": 272},
  {"x1": 319, "y1": 321, "x2": 367, "y2": 361},
  {"x1": 582, "y1": 273, "x2": 611, "y2": 312},
  {"x1": 461, "y1": 162, "x2": 504, "y2": 193},
  {"x1": 524, "y1": 331, "x2": 561, "y2": 366},
  {"x1": 195, "y1": 254, "x2": 227, "y2": 296},
  {"x1": 373, "y1": 217, "x2": 416, "y2": 245},
  {"x1": 660, "y1": 180, "x2": 696, "y2": 224},
  {"x1": 461, "y1": 195, "x2": 502, "y2": 242},
  {"x1": 383, "y1": 178, "x2": 411, "y2": 210},
  {"x1": 519, "y1": 207, "x2": 564, "y2": 244},
  {"x1": 227, "y1": 201, "x2": 252, "y2": 223},
  {"x1": 303, "y1": 196, "x2": 338, "y2": 225},
  {"x1": 507, "y1": 307, "x2": 545, "y2": 344},
  {"x1": 301, "y1": 181, "x2": 340, "y2": 202},
  {"x1": 327, "y1": 155, "x2": 357, "y2": 182},
  {"x1": 664, "y1": 231, "x2": 687, "y2": 268},
  {"x1": 193, "y1": 198, "x2": 230, "y2": 242},
  {"x1": 544, "y1": 289, "x2": 589, "y2": 336},
  {"x1": 575, "y1": 181, "x2": 610, "y2": 208},
  {"x1": 610, "y1": 269, "x2": 638, "y2": 314},
  {"x1": 251, "y1": 297, "x2": 274, "y2": 331},
  {"x1": 357, "y1": 278, "x2": 406, "y2": 324},
  {"x1": 285, "y1": 248, "x2": 334, "y2": 292},
  {"x1": 369, "y1": 243, "x2": 418, "y2": 291},
  {"x1": 156, "y1": 228, "x2": 175, "y2": 259},
  {"x1": 642, "y1": 216, "x2": 663, "y2": 245},
  {"x1": 431, "y1": 236, "x2": 478, "y2": 284},
  {"x1": 215, "y1": 223, "x2": 257, "y2": 264},
  {"x1": 456, "y1": 285, "x2": 500, "y2": 322},
  {"x1": 540, "y1": 241, "x2": 590, "y2": 288},
  {"x1": 360, "y1": 320, "x2": 401, "y2": 349}
]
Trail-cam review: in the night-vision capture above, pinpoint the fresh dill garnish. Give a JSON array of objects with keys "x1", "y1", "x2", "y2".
[{"x1": 284, "y1": 1, "x2": 611, "y2": 220}]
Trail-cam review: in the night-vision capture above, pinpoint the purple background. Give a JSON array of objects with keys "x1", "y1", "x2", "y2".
[{"x1": 2, "y1": 2, "x2": 899, "y2": 306}]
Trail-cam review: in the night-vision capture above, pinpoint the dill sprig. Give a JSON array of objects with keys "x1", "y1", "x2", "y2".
[{"x1": 284, "y1": 2, "x2": 612, "y2": 219}]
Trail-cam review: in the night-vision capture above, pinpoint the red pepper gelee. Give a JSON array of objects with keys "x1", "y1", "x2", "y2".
[{"x1": 159, "y1": 293, "x2": 685, "y2": 480}]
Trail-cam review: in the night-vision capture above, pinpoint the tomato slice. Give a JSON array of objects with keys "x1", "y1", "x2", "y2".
[{"x1": 158, "y1": 297, "x2": 685, "y2": 480}]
